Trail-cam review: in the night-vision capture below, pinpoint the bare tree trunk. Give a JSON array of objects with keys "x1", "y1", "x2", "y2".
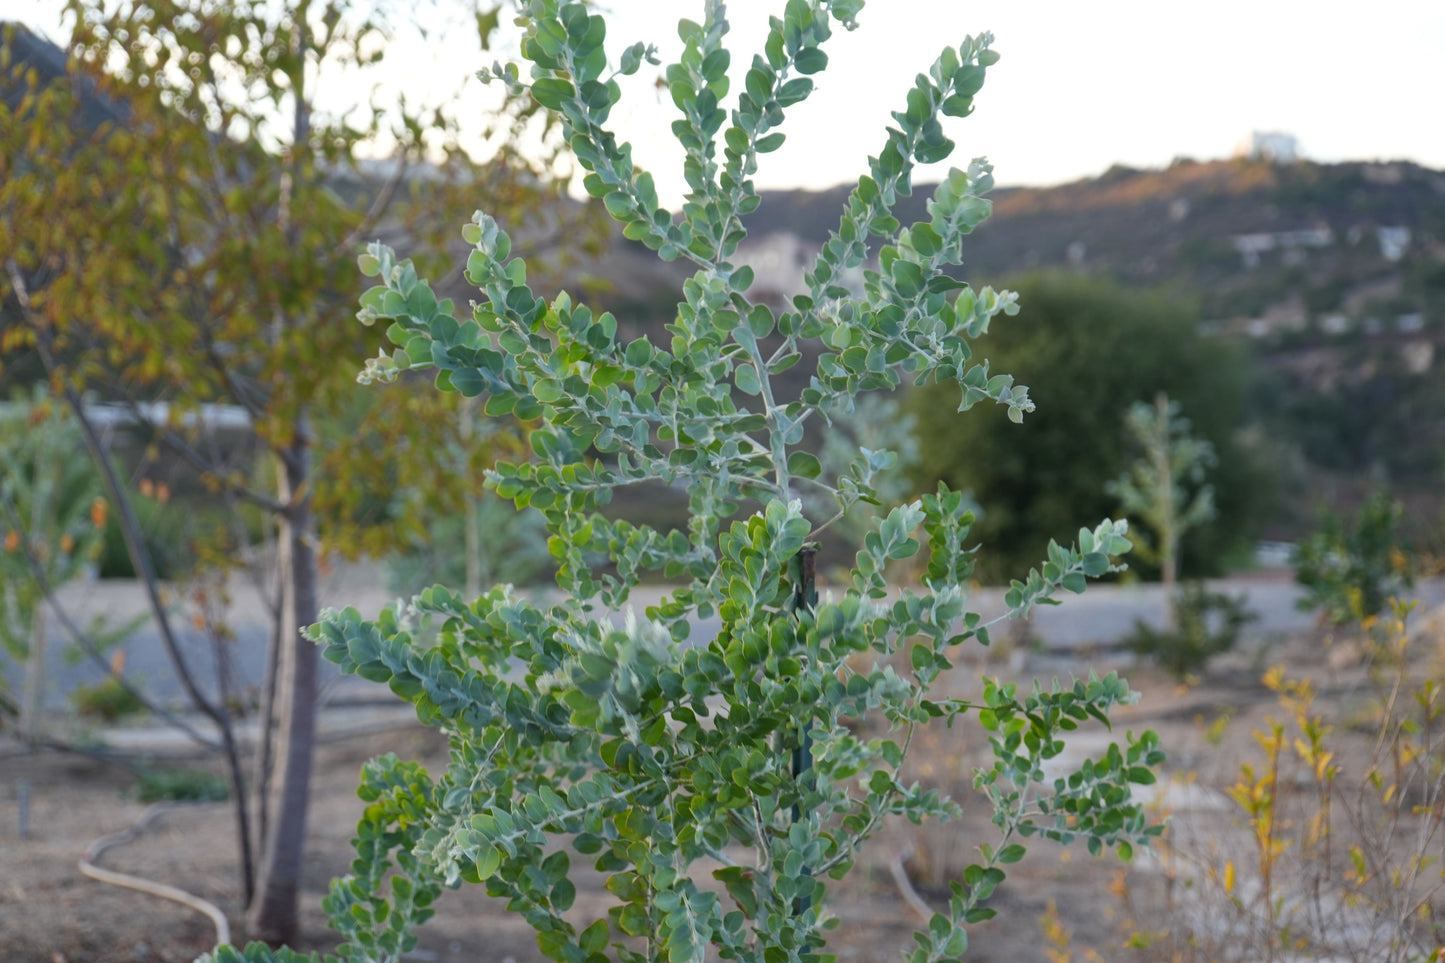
[
  {"x1": 251, "y1": 559, "x2": 282, "y2": 870},
  {"x1": 1162, "y1": 542, "x2": 1178, "y2": 635},
  {"x1": 247, "y1": 7, "x2": 319, "y2": 940},
  {"x1": 244, "y1": 432, "x2": 318, "y2": 945},
  {"x1": 17, "y1": 298, "x2": 258, "y2": 900}
]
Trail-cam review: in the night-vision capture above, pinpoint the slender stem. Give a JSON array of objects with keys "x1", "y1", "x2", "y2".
[
  {"x1": 1154, "y1": 393, "x2": 1178, "y2": 633},
  {"x1": 815, "y1": 720, "x2": 919, "y2": 877},
  {"x1": 751, "y1": 336, "x2": 792, "y2": 501},
  {"x1": 339, "y1": 152, "x2": 410, "y2": 253},
  {"x1": 110, "y1": 396, "x2": 289, "y2": 514},
  {"x1": 807, "y1": 508, "x2": 848, "y2": 541},
  {"x1": 750, "y1": 796, "x2": 772, "y2": 874}
]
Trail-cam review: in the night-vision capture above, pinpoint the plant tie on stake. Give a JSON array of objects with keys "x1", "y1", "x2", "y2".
[{"x1": 203, "y1": 2, "x2": 1163, "y2": 961}]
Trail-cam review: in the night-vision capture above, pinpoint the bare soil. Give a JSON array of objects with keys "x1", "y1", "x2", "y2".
[{"x1": 0, "y1": 620, "x2": 1430, "y2": 963}]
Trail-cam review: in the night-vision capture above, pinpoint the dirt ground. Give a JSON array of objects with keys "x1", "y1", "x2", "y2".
[{"x1": 1, "y1": 617, "x2": 1437, "y2": 963}]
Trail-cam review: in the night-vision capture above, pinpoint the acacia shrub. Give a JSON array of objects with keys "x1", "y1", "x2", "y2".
[{"x1": 202, "y1": 2, "x2": 1165, "y2": 961}]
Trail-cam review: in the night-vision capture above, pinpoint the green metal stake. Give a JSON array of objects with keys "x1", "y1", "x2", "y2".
[{"x1": 790, "y1": 545, "x2": 818, "y2": 917}]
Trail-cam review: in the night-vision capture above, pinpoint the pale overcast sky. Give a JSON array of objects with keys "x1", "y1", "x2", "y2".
[{"x1": 5, "y1": 0, "x2": 1441, "y2": 206}]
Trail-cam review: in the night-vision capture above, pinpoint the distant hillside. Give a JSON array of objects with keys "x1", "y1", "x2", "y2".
[
  {"x1": 585, "y1": 158, "x2": 1443, "y2": 339},
  {"x1": 583, "y1": 157, "x2": 1445, "y2": 515},
  {"x1": 0, "y1": 23, "x2": 126, "y2": 129},
  {"x1": 738, "y1": 158, "x2": 1445, "y2": 328}
]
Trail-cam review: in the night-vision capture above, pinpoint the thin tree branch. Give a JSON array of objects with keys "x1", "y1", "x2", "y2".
[
  {"x1": 8, "y1": 260, "x2": 232, "y2": 733},
  {"x1": 0, "y1": 496, "x2": 222, "y2": 751},
  {"x1": 198, "y1": 320, "x2": 271, "y2": 425},
  {"x1": 109, "y1": 395, "x2": 290, "y2": 515},
  {"x1": 339, "y1": 151, "x2": 410, "y2": 253},
  {"x1": 193, "y1": 573, "x2": 257, "y2": 903}
]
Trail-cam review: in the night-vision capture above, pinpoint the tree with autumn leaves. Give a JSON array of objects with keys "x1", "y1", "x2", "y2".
[{"x1": 0, "y1": 0, "x2": 588, "y2": 943}]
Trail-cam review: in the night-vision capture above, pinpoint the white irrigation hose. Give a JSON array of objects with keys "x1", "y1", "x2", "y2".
[
  {"x1": 79, "y1": 803, "x2": 231, "y2": 948},
  {"x1": 67, "y1": 706, "x2": 420, "y2": 954}
]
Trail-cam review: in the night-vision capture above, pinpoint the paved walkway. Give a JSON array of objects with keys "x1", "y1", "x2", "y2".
[{"x1": 8, "y1": 562, "x2": 1444, "y2": 716}]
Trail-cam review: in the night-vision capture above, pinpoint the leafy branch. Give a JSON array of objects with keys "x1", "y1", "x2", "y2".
[{"x1": 204, "y1": 2, "x2": 1164, "y2": 960}]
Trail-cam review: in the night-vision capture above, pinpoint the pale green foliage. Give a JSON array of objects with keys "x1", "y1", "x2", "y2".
[
  {"x1": 205, "y1": 2, "x2": 1164, "y2": 961},
  {"x1": 804, "y1": 394, "x2": 924, "y2": 557},
  {"x1": 1107, "y1": 393, "x2": 1216, "y2": 575},
  {"x1": 385, "y1": 491, "x2": 551, "y2": 595},
  {"x1": 1108, "y1": 392, "x2": 1221, "y2": 649}
]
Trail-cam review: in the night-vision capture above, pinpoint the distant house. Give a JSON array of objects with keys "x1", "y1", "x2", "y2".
[
  {"x1": 1231, "y1": 226, "x2": 1333, "y2": 269},
  {"x1": 1235, "y1": 131, "x2": 1300, "y2": 164},
  {"x1": 1377, "y1": 226, "x2": 1411, "y2": 262},
  {"x1": 734, "y1": 231, "x2": 811, "y2": 302},
  {"x1": 1400, "y1": 340, "x2": 1434, "y2": 375},
  {"x1": 733, "y1": 230, "x2": 868, "y2": 304}
]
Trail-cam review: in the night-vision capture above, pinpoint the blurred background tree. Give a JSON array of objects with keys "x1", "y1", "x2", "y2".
[
  {"x1": 1107, "y1": 393, "x2": 1216, "y2": 631},
  {"x1": 0, "y1": 0, "x2": 592, "y2": 942},
  {"x1": 908, "y1": 272, "x2": 1274, "y2": 581}
]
